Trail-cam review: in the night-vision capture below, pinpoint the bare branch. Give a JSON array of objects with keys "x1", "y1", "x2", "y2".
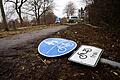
[
  {"x1": 23, "y1": 0, "x2": 28, "y2": 3},
  {"x1": 5, "y1": 0, "x2": 16, "y2": 4},
  {"x1": 22, "y1": 12, "x2": 34, "y2": 16}
]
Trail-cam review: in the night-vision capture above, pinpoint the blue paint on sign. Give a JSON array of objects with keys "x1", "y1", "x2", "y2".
[{"x1": 38, "y1": 38, "x2": 77, "y2": 57}]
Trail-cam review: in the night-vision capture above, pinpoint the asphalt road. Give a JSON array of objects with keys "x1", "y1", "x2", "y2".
[{"x1": 0, "y1": 25, "x2": 69, "y2": 51}]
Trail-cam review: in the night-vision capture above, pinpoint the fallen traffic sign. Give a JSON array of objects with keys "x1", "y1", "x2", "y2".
[
  {"x1": 38, "y1": 38, "x2": 77, "y2": 57},
  {"x1": 68, "y1": 45, "x2": 103, "y2": 67}
]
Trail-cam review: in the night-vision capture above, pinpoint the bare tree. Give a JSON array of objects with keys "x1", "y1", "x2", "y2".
[
  {"x1": 64, "y1": 1, "x2": 76, "y2": 18},
  {"x1": 23, "y1": 0, "x2": 53, "y2": 25},
  {"x1": 4, "y1": 4, "x2": 15, "y2": 21},
  {"x1": 6, "y1": 0, "x2": 28, "y2": 26},
  {"x1": 80, "y1": 7, "x2": 84, "y2": 18},
  {"x1": 42, "y1": 11, "x2": 55, "y2": 25},
  {"x1": 0, "y1": 0, "x2": 9, "y2": 31}
]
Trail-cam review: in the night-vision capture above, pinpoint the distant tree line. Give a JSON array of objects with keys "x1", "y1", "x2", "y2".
[
  {"x1": 64, "y1": 1, "x2": 76, "y2": 18},
  {"x1": 86, "y1": 0, "x2": 120, "y2": 29},
  {"x1": 0, "y1": 0, "x2": 55, "y2": 31}
]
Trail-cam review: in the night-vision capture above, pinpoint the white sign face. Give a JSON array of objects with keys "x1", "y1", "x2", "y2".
[{"x1": 68, "y1": 45, "x2": 103, "y2": 67}]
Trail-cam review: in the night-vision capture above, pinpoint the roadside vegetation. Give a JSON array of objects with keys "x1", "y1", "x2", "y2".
[
  {"x1": 0, "y1": 24, "x2": 58, "y2": 38},
  {"x1": 0, "y1": 0, "x2": 120, "y2": 80},
  {"x1": 0, "y1": 24, "x2": 120, "y2": 80}
]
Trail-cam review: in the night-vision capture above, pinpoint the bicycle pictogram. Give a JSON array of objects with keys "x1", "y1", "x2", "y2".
[
  {"x1": 44, "y1": 40, "x2": 74, "y2": 54},
  {"x1": 77, "y1": 48, "x2": 92, "y2": 59}
]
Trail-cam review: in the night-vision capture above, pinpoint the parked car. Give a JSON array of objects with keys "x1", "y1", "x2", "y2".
[{"x1": 68, "y1": 16, "x2": 78, "y2": 23}]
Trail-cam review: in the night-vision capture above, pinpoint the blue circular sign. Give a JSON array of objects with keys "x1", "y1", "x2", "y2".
[{"x1": 38, "y1": 38, "x2": 77, "y2": 57}]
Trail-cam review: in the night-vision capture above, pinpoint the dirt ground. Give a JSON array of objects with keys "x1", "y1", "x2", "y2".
[{"x1": 0, "y1": 24, "x2": 120, "y2": 80}]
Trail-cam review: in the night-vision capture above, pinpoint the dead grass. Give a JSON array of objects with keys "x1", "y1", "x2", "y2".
[{"x1": 0, "y1": 25, "x2": 57, "y2": 38}]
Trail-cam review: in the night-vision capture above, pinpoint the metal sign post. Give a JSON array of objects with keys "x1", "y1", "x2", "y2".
[{"x1": 68, "y1": 45, "x2": 120, "y2": 68}]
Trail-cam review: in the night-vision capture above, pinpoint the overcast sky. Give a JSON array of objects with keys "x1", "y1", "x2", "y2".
[
  {"x1": 0, "y1": 0, "x2": 86, "y2": 22},
  {"x1": 53, "y1": 0, "x2": 86, "y2": 18}
]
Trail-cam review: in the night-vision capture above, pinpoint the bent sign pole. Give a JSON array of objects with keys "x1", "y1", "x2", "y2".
[
  {"x1": 69, "y1": 45, "x2": 120, "y2": 68},
  {"x1": 100, "y1": 58, "x2": 120, "y2": 68}
]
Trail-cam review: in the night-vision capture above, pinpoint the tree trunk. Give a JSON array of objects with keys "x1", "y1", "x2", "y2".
[
  {"x1": 0, "y1": 0, "x2": 9, "y2": 31},
  {"x1": 19, "y1": 13, "x2": 23, "y2": 27},
  {"x1": 18, "y1": 9, "x2": 23, "y2": 27},
  {"x1": 44, "y1": 11, "x2": 46, "y2": 25},
  {"x1": 37, "y1": 17, "x2": 40, "y2": 25},
  {"x1": 43, "y1": 0, "x2": 46, "y2": 25},
  {"x1": 37, "y1": 7, "x2": 40, "y2": 25}
]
